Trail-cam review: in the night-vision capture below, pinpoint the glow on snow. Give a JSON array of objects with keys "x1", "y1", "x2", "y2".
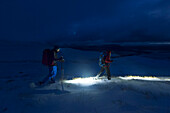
[
  {"x1": 64, "y1": 76, "x2": 170, "y2": 86},
  {"x1": 118, "y1": 76, "x2": 170, "y2": 81},
  {"x1": 64, "y1": 77, "x2": 105, "y2": 86}
]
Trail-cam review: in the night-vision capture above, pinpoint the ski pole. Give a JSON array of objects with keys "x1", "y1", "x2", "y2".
[{"x1": 61, "y1": 61, "x2": 64, "y2": 91}]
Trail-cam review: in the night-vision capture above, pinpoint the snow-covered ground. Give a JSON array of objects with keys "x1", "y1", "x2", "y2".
[{"x1": 0, "y1": 43, "x2": 170, "y2": 113}]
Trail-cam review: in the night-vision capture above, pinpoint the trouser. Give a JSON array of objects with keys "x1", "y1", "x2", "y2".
[
  {"x1": 96, "y1": 66, "x2": 111, "y2": 78},
  {"x1": 42, "y1": 66, "x2": 57, "y2": 83}
]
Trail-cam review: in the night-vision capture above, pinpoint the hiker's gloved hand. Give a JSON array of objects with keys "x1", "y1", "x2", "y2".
[
  {"x1": 61, "y1": 59, "x2": 65, "y2": 62},
  {"x1": 60, "y1": 56, "x2": 65, "y2": 62},
  {"x1": 53, "y1": 60, "x2": 57, "y2": 64}
]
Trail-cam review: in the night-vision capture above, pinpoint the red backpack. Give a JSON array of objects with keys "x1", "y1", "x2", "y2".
[{"x1": 42, "y1": 49, "x2": 54, "y2": 66}]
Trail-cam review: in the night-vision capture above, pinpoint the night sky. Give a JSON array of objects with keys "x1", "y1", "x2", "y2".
[{"x1": 0, "y1": 0, "x2": 170, "y2": 43}]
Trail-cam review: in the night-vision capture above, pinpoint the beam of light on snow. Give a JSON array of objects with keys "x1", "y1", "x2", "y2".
[
  {"x1": 63, "y1": 76, "x2": 170, "y2": 86},
  {"x1": 64, "y1": 77, "x2": 106, "y2": 86},
  {"x1": 118, "y1": 76, "x2": 170, "y2": 81}
]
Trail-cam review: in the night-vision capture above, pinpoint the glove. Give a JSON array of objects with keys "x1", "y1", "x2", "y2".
[{"x1": 61, "y1": 59, "x2": 65, "y2": 62}]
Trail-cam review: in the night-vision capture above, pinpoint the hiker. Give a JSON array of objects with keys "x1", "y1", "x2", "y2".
[
  {"x1": 39, "y1": 46, "x2": 64, "y2": 85},
  {"x1": 96, "y1": 50, "x2": 113, "y2": 80}
]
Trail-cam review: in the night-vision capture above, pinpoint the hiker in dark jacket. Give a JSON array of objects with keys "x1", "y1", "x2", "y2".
[
  {"x1": 39, "y1": 46, "x2": 64, "y2": 85},
  {"x1": 96, "y1": 50, "x2": 113, "y2": 80}
]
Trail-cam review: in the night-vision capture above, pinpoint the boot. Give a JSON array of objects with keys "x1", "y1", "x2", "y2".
[{"x1": 108, "y1": 76, "x2": 111, "y2": 80}]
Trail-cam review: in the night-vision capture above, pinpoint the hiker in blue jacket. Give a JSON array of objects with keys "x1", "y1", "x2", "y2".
[{"x1": 96, "y1": 50, "x2": 113, "y2": 80}]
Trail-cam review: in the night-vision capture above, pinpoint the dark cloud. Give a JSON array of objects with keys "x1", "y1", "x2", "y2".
[{"x1": 0, "y1": 0, "x2": 170, "y2": 43}]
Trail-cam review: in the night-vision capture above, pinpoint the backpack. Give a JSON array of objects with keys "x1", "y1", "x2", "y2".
[
  {"x1": 99, "y1": 52, "x2": 106, "y2": 67},
  {"x1": 42, "y1": 49, "x2": 54, "y2": 66}
]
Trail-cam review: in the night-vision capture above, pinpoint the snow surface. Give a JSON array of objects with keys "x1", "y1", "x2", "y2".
[{"x1": 0, "y1": 43, "x2": 170, "y2": 113}]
